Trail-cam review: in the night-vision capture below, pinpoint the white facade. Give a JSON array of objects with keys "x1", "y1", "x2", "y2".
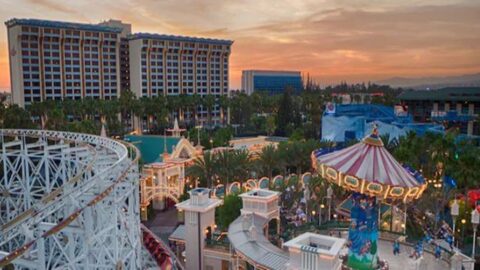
[
  {"x1": 283, "y1": 232, "x2": 346, "y2": 270},
  {"x1": 5, "y1": 18, "x2": 130, "y2": 107},
  {"x1": 175, "y1": 188, "x2": 222, "y2": 270},
  {"x1": 239, "y1": 189, "x2": 280, "y2": 220}
]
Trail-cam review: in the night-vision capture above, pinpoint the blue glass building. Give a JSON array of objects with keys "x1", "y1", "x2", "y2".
[{"x1": 242, "y1": 70, "x2": 303, "y2": 95}]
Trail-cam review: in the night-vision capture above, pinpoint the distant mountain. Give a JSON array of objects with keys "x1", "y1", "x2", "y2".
[{"x1": 376, "y1": 73, "x2": 480, "y2": 89}]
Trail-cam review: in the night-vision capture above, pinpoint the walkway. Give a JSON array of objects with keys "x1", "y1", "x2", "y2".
[
  {"x1": 143, "y1": 208, "x2": 179, "y2": 243},
  {"x1": 365, "y1": 240, "x2": 449, "y2": 270}
]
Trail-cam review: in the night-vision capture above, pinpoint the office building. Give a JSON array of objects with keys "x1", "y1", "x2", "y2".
[
  {"x1": 241, "y1": 70, "x2": 303, "y2": 95},
  {"x1": 5, "y1": 18, "x2": 130, "y2": 107},
  {"x1": 128, "y1": 33, "x2": 233, "y2": 126},
  {"x1": 398, "y1": 87, "x2": 480, "y2": 135}
]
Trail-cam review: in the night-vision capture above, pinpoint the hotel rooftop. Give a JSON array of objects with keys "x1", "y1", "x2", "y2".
[{"x1": 5, "y1": 18, "x2": 122, "y2": 32}]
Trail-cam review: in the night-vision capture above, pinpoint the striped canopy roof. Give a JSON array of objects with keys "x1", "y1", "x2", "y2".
[{"x1": 315, "y1": 133, "x2": 423, "y2": 188}]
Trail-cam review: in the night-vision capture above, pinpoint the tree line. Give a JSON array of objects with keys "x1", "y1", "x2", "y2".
[{"x1": 0, "y1": 83, "x2": 400, "y2": 139}]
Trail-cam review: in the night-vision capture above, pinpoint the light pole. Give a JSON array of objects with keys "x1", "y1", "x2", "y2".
[
  {"x1": 320, "y1": 203, "x2": 325, "y2": 226},
  {"x1": 195, "y1": 125, "x2": 202, "y2": 146},
  {"x1": 471, "y1": 209, "x2": 479, "y2": 258},
  {"x1": 326, "y1": 186, "x2": 333, "y2": 222},
  {"x1": 451, "y1": 200, "x2": 459, "y2": 248}
]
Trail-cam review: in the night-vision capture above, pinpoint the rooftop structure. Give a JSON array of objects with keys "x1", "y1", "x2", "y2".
[
  {"x1": 283, "y1": 232, "x2": 346, "y2": 270},
  {"x1": 322, "y1": 104, "x2": 444, "y2": 142},
  {"x1": 398, "y1": 87, "x2": 480, "y2": 135},
  {"x1": 176, "y1": 188, "x2": 222, "y2": 213},
  {"x1": 5, "y1": 18, "x2": 122, "y2": 32},
  {"x1": 230, "y1": 136, "x2": 287, "y2": 155},
  {"x1": 398, "y1": 87, "x2": 480, "y2": 102},
  {"x1": 128, "y1": 32, "x2": 233, "y2": 45},
  {"x1": 239, "y1": 189, "x2": 280, "y2": 220},
  {"x1": 175, "y1": 188, "x2": 222, "y2": 269},
  {"x1": 166, "y1": 118, "x2": 186, "y2": 137}
]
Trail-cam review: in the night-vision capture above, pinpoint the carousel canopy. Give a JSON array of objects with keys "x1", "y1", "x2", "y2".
[{"x1": 312, "y1": 129, "x2": 426, "y2": 201}]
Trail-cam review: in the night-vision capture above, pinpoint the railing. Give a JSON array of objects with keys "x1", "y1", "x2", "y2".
[
  {"x1": 0, "y1": 129, "x2": 141, "y2": 268},
  {"x1": 205, "y1": 238, "x2": 230, "y2": 251}
]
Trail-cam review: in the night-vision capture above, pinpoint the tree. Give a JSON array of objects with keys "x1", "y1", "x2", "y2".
[
  {"x1": 202, "y1": 95, "x2": 216, "y2": 128},
  {"x1": 231, "y1": 149, "x2": 251, "y2": 181},
  {"x1": 276, "y1": 88, "x2": 295, "y2": 136},
  {"x1": 2, "y1": 105, "x2": 34, "y2": 129},
  {"x1": 257, "y1": 145, "x2": 279, "y2": 179},
  {"x1": 212, "y1": 127, "x2": 233, "y2": 147},
  {"x1": 217, "y1": 193, "x2": 242, "y2": 230},
  {"x1": 215, "y1": 149, "x2": 233, "y2": 187},
  {"x1": 187, "y1": 151, "x2": 217, "y2": 188},
  {"x1": 118, "y1": 89, "x2": 137, "y2": 131}
]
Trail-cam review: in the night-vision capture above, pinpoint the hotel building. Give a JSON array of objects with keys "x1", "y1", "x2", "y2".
[
  {"x1": 5, "y1": 18, "x2": 129, "y2": 107},
  {"x1": 128, "y1": 33, "x2": 233, "y2": 126},
  {"x1": 6, "y1": 18, "x2": 233, "y2": 126}
]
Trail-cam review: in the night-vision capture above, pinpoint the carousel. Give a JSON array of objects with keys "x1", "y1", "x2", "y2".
[{"x1": 312, "y1": 127, "x2": 428, "y2": 270}]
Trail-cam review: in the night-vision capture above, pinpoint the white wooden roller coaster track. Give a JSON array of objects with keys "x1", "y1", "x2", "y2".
[{"x1": 0, "y1": 129, "x2": 152, "y2": 269}]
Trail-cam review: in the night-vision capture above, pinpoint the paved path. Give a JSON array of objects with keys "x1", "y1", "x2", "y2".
[
  {"x1": 377, "y1": 240, "x2": 450, "y2": 270},
  {"x1": 143, "y1": 208, "x2": 179, "y2": 243}
]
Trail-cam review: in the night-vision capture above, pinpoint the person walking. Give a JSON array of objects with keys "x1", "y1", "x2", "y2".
[{"x1": 393, "y1": 240, "x2": 400, "y2": 255}]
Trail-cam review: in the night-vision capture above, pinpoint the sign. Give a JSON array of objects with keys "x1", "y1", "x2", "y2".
[
  {"x1": 394, "y1": 105, "x2": 408, "y2": 117},
  {"x1": 326, "y1": 102, "x2": 336, "y2": 114}
]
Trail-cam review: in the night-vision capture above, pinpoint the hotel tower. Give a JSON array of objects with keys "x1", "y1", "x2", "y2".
[{"x1": 6, "y1": 18, "x2": 233, "y2": 126}]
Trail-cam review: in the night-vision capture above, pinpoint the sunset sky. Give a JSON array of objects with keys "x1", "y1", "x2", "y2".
[{"x1": 0, "y1": 0, "x2": 479, "y2": 91}]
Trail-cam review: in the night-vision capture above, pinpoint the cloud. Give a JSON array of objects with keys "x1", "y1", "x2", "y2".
[
  {"x1": 0, "y1": 0, "x2": 479, "y2": 89},
  {"x1": 26, "y1": 0, "x2": 78, "y2": 14}
]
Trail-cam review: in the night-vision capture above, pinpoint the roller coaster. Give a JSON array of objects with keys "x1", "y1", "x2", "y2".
[{"x1": 0, "y1": 129, "x2": 154, "y2": 269}]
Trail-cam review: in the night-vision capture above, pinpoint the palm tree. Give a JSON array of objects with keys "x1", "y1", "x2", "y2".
[
  {"x1": 167, "y1": 95, "x2": 181, "y2": 123},
  {"x1": 380, "y1": 133, "x2": 398, "y2": 153},
  {"x1": 232, "y1": 149, "x2": 251, "y2": 182},
  {"x1": 2, "y1": 104, "x2": 34, "y2": 129},
  {"x1": 215, "y1": 149, "x2": 233, "y2": 187},
  {"x1": 187, "y1": 151, "x2": 217, "y2": 188},
  {"x1": 202, "y1": 94, "x2": 216, "y2": 128},
  {"x1": 80, "y1": 98, "x2": 96, "y2": 121},
  {"x1": 217, "y1": 94, "x2": 230, "y2": 125},
  {"x1": 257, "y1": 145, "x2": 278, "y2": 179},
  {"x1": 28, "y1": 101, "x2": 50, "y2": 129},
  {"x1": 118, "y1": 89, "x2": 137, "y2": 131}
]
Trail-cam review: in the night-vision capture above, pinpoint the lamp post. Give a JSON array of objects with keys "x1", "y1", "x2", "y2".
[
  {"x1": 320, "y1": 203, "x2": 325, "y2": 226},
  {"x1": 451, "y1": 200, "x2": 459, "y2": 248},
  {"x1": 471, "y1": 209, "x2": 479, "y2": 258},
  {"x1": 326, "y1": 186, "x2": 333, "y2": 222}
]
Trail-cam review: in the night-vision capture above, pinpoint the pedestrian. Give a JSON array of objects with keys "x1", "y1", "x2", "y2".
[
  {"x1": 393, "y1": 240, "x2": 400, "y2": 255},
  {"x1": 435, "y1": 244, "x2": 441, "y2": 260}
]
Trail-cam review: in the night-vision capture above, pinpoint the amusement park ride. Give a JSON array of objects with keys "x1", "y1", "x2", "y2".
[
  {"x1": 312, "y1": 126, "x2": 428, "y2": 270},
  {"x1": 0, "y1": 129, "x2": 146, "y2": 269}
]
